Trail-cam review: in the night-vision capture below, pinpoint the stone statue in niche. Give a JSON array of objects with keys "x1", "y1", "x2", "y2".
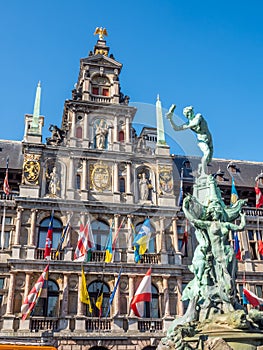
[
  {"x1": 95, "y1": 120, "x2": 108, "y2": 149},
  {"x1": 139, "y1": 172, "x2": 149, "y2": 200},
  {"x1": 46, "y1": 166, "x2": 60, "y2": 197}
]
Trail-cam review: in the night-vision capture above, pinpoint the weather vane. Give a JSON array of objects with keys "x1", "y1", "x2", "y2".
[{"x1": 94, "y1": 27, "x2": 108, "y2": 40}]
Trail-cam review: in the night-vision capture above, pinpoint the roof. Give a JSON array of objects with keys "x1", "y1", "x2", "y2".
[
  {"x1": 173, "y1": 155, "x2": 263, "y2": 189},
  {"x1": 0, "y1": 140, "x2": 23, "y2": 169}
]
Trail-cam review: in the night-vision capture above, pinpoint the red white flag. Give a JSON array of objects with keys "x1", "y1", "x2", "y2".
[
  {"x1": 130, "y1": 268, "x2": 152, "y2": 317},
  {"x1": 74, "y1": 218, "x2": 95, "y2": 261},
  {"x1": 243, "y1": 287, "x2": 263, "y2": 307},
  {"x1": 21, "y1": 265, "x2": 49, "y2": 320},
  {"x1": 255, "y1": 181, "x2": 263, "y2": 208},
  {"x1": 3, "y1": 158, "x2": 10, "y2": 196},
  {"x1": 44, "y1": 215, "x2": 53, "y2": 260}
]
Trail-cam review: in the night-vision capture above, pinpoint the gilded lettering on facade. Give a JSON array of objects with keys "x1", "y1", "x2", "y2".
[
  {"x1": 159, "y1": 166, "x2": 173, "y2": 194},
  {"x1": 22, "y1": 154, "x2": 41, "y2": 185},
  {"x1": 90, "y1": 161, "x2": 111, "y2": 192}
]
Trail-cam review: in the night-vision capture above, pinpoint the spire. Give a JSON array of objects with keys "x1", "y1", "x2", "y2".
[
  {"x1": 31, "y1": 81, "x2": 41, "y2": 130},
  {"x1": 156, "y1": 94, "x2": 166, "y2": 146}
]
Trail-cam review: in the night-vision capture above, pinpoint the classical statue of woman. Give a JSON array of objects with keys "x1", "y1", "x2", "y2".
[
  {"x1": 139, "y1": 173, "x2": 149, "y2": 200},
  {"x1": 95, "y1": 120, "x2": 108, "y2": 149},
  {"x1": 47, "y1": 166, "x2": 60, "y2": 196}
]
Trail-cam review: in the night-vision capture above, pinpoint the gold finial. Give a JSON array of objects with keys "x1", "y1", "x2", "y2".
[{"x1": 94, "y1": 27, "x2": 108, "y2": 40}]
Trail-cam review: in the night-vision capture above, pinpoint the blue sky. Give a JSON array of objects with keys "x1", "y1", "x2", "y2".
[{"x1": 1, "y1": 1, "x2": 263, "y2": 161}]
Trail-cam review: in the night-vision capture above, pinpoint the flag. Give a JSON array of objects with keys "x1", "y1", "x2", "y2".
[
  {"x1": 230, "y1": 177, "x2": 238, "y2": 206},
  {"x1": 95, "y1": 284, "x2": 104, "y2": 317},
  {"x1": 44, "y1": 214, "x2": 53, "y2": 260},
  {"x1": 130, "y1": 268, "x2": 152, "y2": 317},
  {"x1": 74, "y1": 218, "x2": 95, "y2": 261},
  {"x1": 21, "y1": 264, "x2": 49, "y2": 320},
  {"x1": 257, "y1": 231, "x2": 263, "y2": 256},
  {"x1": 80, "y1": 267, "x2": 92, "y2": 313},
  {"x1": 133, "y1": 219, "x2": 152, "y2": 263},
  {"x1": 180, "y1": 220, "x2": 188, "y2": 257},
  {"x1": 105, "y1": 223, "x2": 113, "y2": 263},
  {"x1": 3, "y1": 157, "x2": 10, "y2": 196},
  {"x1": 106, "y1": 268, "x2": 122, "y2": 317},
  {"x1": 255, "y1": 181, "x2": 263, "y2": 208},
  {"x1": 243, "y1": 287, "x2": 263, "y2": 307},
  {"x1": 177, "y1": 168, "x2": 183, "y2": 207},
  {"x1": 234, "y1": 231, "x2": 241, "y2": 261},
  {"x1": 55, "y1": 216, "x2": 71, "y2": 258}
]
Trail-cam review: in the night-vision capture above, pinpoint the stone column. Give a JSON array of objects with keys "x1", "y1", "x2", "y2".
[
  {"x1": 61, "y1": 274, "x2": 69, "y2": 317},
  {"x1": 126, "y1": 163, "x2": 131, "y2": 193},
  {"x1": 108, "y1": 126, "x2": 113, "y2": 150},
  {"x1": 81, "y1": 159, "x2": 88, "y2": 200},
  {"x1": 19, "y1": 272, "x2": 32, "y2": 331},
  {"x1": 127, "y1": 215, "x2": 135, "y2": 263},
  {"x1": 113, "y1": 215, "x2": 120, "y2": 262},
  {"x1": 6, "y1": 273, "x2": 15, "y2": 315},
  {"x1": 177, "y1": 276, "x2": 184, "y2": 316},
  {"x1": 160, "y1": 217, "x2": 168, "y2": 264},
  {"x1": 125, "y1": 117, "x2": 130, "y2": 143},
  {"x1": 12, "y1": 207, "x2": 23, "y2": 259},
  {"x1": 64, "y1": 212, "x2": 73, "y2": 261},
  {"x1": 27, "y1": 209, "x2": 38, "y2": 260},
  {"x1": 75, "y1": 273, "x2": 86, "y2": 331},
  {"x1": 29, "y1": 209, "x2": 37, "y2": 246},
  {"x1": 2, "y1": 273, "x2": 16, "y2": 331},
  {"x1": 113, "y1": 162, "x2": 119, "y2": 195},
  {"x1": 83, "y1": 112, "x2": 90, "y2": 148},
  {"x1": 67, "y1": 158, "x2": 75, "y2": 199},
  {"x1": 113, "y1": 116, "x2": 118, "y2": 142},
  {"x1": 172, "y1": 217, "x2": 179, "y2": 252},
  {"x1": 163, "y1": 276, "x2": 170, "y2": 316},
  {"x1": 114, "y1": 274, "x2": 120, "y2": 316},
  {"x1": 70, "y1": 110, "x2": 77, "y2": 147},
  {"x1": 128, "y1": 275, "x2": 135, "y2": 316}
]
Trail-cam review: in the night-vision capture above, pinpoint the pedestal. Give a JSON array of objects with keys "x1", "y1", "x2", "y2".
[{"x1": 12, "y1": 245, "x2": 21, "y2": 259}]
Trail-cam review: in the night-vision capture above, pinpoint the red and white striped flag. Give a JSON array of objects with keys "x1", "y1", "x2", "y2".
[
  {"x1": 74, "y1": 218, "x2": 95, "y2": 261},
  {"x1": 44, "y1": 214, "x2": 53, "y2": 260},
  {"x1": 130, "y1": 268, "x2": 152, "y2": 317},
  {"x1": 243, "y1": 287, "x2": 263, "y2": 307},
  {"x1": 255, "y1": 181, "x2": 263, "y2": 208},
  {"x1": 3, "y1": 158, "x2": 10, "y2": 196},
  {"x1": 21, "y1": 264, "x2": 49, "y2": 320}
]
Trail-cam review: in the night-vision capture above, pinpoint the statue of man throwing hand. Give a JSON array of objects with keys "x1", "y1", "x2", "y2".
[{"x1": 166, "y1": 105, "x2": 213, "y2": 174}]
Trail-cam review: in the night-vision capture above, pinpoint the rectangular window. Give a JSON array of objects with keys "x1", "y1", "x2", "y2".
[
  {"x1": 92, "y1": 87, "x2": 99, "y2": 95},
  {"x1": 0, "y1": 232, "x2": 10, "y2": 249},
  {"x1": 0, "y1": 216, "x2": 12, "y2": 225},
  {"x1": 102, "y1": 88, "x2": 109, "y2": 96},
  {"x1": 0, "y1": 278, "x2": 4, "y2": 289}
]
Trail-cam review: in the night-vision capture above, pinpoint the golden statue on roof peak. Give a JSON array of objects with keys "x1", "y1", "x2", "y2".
[{"x1": 94, "y1": 27, "x2": 108, "y2": 40}]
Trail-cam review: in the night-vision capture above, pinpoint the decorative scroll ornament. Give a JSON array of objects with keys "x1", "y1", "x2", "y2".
[
  {"x1": 159, "y1": 166, "x2": 173, "y2": 194},
  {"x1": 22, "y1": 154, "x2": 41, "y2": 185},
  {"x1": 90, "y1": 161, "x2": 111, "y2": 192}
]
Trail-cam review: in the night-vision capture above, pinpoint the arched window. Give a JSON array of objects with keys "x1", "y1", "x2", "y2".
[
  {"x1": 119, "y1": 177, "x2": 125, "y2": 193},
  {"x1": 144, "y1": 284, "x2": 159, "y2": 318},
  {"x1": 87, "y1": 281, "x2": 110, "y2": 317},
  {"x1": 33, "y1": 280, "x2": 59, "y2": 317},
  {"x1": 119, "y1": 130, "x2": 124, "y2": 142},
  {"x1": 38, "y1": 217, "x2": 63, "y2": 249},
  {"x1": 76, "y1": 126, "x2": 83, "y2": 139},
  {"x1": 91, "y1": 220, "x2": 110, "y2": 251},
  {"x1": 135, "y1": 221, "x2": 156, "y2": 253}
]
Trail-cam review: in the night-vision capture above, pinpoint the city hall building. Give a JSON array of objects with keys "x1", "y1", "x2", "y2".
[{"x1": 0, "y1": 31, "x2": 263, "y2": 350}]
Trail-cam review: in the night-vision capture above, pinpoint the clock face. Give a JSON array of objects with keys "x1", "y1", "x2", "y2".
[
  {"x1": 23, "y1": 160, "x2": 40, "y2": 184},
  {"x1": 91, "y1": 162, "x2": 111, "y2": 192}
]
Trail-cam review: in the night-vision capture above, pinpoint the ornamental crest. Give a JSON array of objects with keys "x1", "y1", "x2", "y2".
[
  {"x1": 22, "y1": 154, "x2": 41, "y2": 185},
  {"x1": 90, "y1": 161, "x2": 111, "y2": 192},
  {"x1": 159, "y1": 166, "x2": 173, "y2": 194}
]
